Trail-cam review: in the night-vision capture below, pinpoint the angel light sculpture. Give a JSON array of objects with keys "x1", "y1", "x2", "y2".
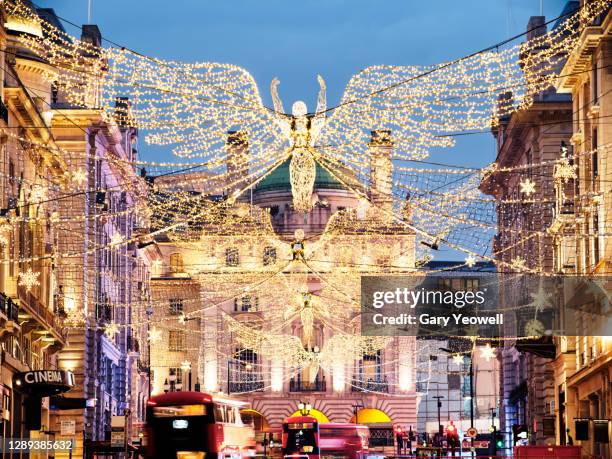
[{"x1": 271, "y1": 75, "x2": 327, "y2": 212}]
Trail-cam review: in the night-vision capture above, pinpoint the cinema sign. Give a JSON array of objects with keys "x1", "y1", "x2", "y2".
[{"x1": 13, "y1": 370, "x2": 75, "y2": 396}]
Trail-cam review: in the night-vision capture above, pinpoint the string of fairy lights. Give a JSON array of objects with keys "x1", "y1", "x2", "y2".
[{"x1": 1, "y1": 0, "x2": 611, "y2": 394}]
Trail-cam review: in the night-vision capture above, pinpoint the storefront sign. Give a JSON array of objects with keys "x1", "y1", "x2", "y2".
[{"x1": 13, "y1": 370, "x2": 75, "y2": 396}]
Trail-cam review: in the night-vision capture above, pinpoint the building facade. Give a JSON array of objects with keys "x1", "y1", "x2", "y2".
[
  {"x1": 551, "y1": 2, "x2": 612, "y2": 458},
  {"x1": 480, "y1": 10, "x2": 575, "y2": 449},
  {"x1": 0, "y1": 5, "x2": 151, "y2": 458},
  {"x1": 416, "y1": 262, "x2": 501, "y2": 441},
  {"x1": 146, "y1": 130, "x2": 419, "y2": 448}
]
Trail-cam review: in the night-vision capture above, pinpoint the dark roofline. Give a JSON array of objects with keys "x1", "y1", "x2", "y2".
[
  {"x1": 36, "y1": 8, "x2": 67, "y2": 34},
  {"x1": 422, "y1": 260, "x2": 497, "y2": 272}
]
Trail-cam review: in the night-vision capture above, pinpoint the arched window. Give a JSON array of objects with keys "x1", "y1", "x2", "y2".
[
  {"x1": 262, "y1": 246, "x2": 276, "y2": 266},
  {"x1": 225, "y1": 248, "x2": 240, "y2": 267},
  {"x1": 169, "y1": 253, "x2": 183, "y2": 273}
]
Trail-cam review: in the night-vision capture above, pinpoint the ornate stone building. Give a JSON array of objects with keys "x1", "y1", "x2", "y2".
[
  {"x1": 550, "y1": 2, "x2": 612, "y2": 458},
  {"x1": 146, "y1": 130, "x2": 418, "y2": 447},
  {"x1": 480, "y1": 10, "x2": 575, "y2": 450},
  {"x1": 0, "y1": 5, "x2": 151, "y2": 457}
]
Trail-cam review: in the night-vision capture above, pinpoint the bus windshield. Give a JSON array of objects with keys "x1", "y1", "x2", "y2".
[{"x1": 284, "y1": 423, "x2": 318, "y2": 454}]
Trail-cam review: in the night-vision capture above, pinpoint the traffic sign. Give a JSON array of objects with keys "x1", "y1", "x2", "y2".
[{"x1": 466, "y1": 427, "x2": 478, "y2": 438}]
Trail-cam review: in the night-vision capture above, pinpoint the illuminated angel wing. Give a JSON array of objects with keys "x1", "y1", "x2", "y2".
[
  {"x1": 105, "y1": 52, "x2": 288, "y2": 167},
  {"x1": 10, "y1": 0, "x2": 289, "y2": 181},
  {"x1": 224, "y1": 314, "x2": 309, "y2": 365},
  {"x1": 317, "y1": 2, "x2": 606, "y2": 175}
]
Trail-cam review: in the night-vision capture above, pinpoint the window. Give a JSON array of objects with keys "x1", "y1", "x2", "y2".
[
  {"x1": 362, "y1": 351, "x2": 382, "y2": 381},
  {"x1": 592, "y1": 58, "x2": 599, "y2": 104},
  {"x1": 225, "y1": 248, "x2": 240, "y2": 267},
  {"x1": 593, "y1": 213, "x2": 600, "y2": 266},
  {"x1": 169, "y1": 253, "x2": 184, "y2": 273},
  {"x1": 448, "y1": 374, "x2": 461, "y2": 390},
  {"x1": 262, "y1": 246, "x2": 276, "y2": 266},
  {"x1": 592, "y1": 128, "x2": 598, "y2": 189},
  {"x1": 168, "y1": 367, "x2": 183, "y2": 384},
  {"x1": 168, "y1": 330, "x2": 185, "y2": 351},
  {"x1": 234, "y1": 296, "x2": 258, "y2": 312},
  {"x1": 169, "y1": 298, "x2": 183, "y2": 315}
]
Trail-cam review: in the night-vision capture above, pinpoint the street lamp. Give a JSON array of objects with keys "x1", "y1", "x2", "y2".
[
  {"x1": 298, "y1": 401, "x2": 312, "y2": 416},
  {"x1": 432, "y1": 395, "x2": 444, "y2": 441}
]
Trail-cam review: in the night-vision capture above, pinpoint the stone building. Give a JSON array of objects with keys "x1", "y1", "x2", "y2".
[
  {"x1": 479, "y1": 9, "x2": 575, "y2": 449},
  {"x1": 0, "y1": 5, "x2": 151, "y2": 458},
  {"x1": 145, "y1": 130, "x2": 418, "y2": 447},
  {"x1": 416, "y1": 262, "x2": 500, "y2": 440},
  {"x1": 550, "y1": 2, "x2": 612, "y2": 457}
]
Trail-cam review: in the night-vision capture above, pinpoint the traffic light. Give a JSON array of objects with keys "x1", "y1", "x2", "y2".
[
  {"x1": 446, "y1": 422, "x2": 460, "y2": 448},
  {"x1": 495, "y1": 432, "x2": 504, "y2": 449}
]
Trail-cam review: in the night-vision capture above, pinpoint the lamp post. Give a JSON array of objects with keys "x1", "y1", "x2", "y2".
[
  {"x1": 432, "y1": 395, "x2": 444, "y2": 445},
  {"x1": 298, "y1": 401, "x2": 312, "y2": 416}
]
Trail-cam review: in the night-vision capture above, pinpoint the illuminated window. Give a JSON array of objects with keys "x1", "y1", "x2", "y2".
[
  {"x1": 225, "y1": 248, "x2": 240, "y2": 267},
  {"x1": 169, "y1": 298, "x2": 183, "y2": 315},
  {"x1": 169, "y1": 253, "x2": 184, "y2": 273},
  {"x1": 262, "y1": 246, "x2": 276, "y2": 266},
  {"x1": 168, "y1": 331, "x2": 185, "y2": 352}
]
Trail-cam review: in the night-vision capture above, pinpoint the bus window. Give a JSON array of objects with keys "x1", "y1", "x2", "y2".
[
  {"x1": 284, "y1": 423, "x2": 318, "y2": 454},
  {"x1": 226, "y1": 406, "x2": 235, "y2": 424},
  {"x1": 214, "y1": 404, "x2": 226, "y2": 423},
  {"x1": 153, "y1": 405, "x2": 207, "y2": 417}
]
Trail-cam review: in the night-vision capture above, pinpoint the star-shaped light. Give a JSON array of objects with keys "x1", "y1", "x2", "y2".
[
  {"x1": 519, "y1": 178, "x2": 536, "y2": 196},
  {"x1": 479, "y1": 344, "x2": 496, "y2": 362},
  {"x1": 178, "y1": 313, "x2": 187, "y2": 325},
  {"x1": 180, "y1": 360, "x2": 192, "y2": 371},
  {"x1": 29, "y1": 185, "x2": 47, "y2": 203},
  {"x1": 72, "y1": 168, "x2": 87, "y2": 187},
  {"x1": 452, "y1": 354, "x2": 464, "y2": 365},
  {"x1": 554, "y1": 156, "x2": 577, "y2": 183},
  {"x1": 465, "y1": 255, "x2": 477, "y2": 268},
  {"x1": 511, "y1": 256, "x2": 527, "y2": 271},
  {"x1": 148, "y1": 326, "x2": 162, "y2": 343},
  {"x1": 104, "y1": 322, "x2": 119, "y2": 338},
  {"x1": 110, "y1": 233, "x2": 123, "y2": 246},
  {"x1": 528, "y1": 283, "x2": 552, "y2": 313},
  {"x1": 18, "y1": 268, "x2": 40, "y2": 292}
]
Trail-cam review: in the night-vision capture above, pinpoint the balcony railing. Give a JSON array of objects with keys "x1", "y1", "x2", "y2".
[
  {"x1": 289, "y1": 376, "x2": 326, "y2": 392},
  {"x1": 0, "y1": 292, "x2": 19, "y2": 322},
  {"x1": 351, "y1": 376, "x2": 389, "y2": 393},
  {"x1": 17, "y1": 285, "x2": 64, "y2": 340},
  {"x1": 0, "y1": 98, "x2": 8, "y2": 124},
  {"x1": 228, "y1": 380, "x2": 265, "y2": 393}
]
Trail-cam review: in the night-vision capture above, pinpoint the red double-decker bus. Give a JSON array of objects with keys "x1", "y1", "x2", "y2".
[
  {"x1": 145, "y1": 391, "x2": 255, "y2": 459},
  {"x1": 282, "y1": 415, "x2": 369, "y2": 459}
]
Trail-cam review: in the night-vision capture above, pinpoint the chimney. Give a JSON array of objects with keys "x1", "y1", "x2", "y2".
[
  {"x1": 81, "y1": 24, "x2": 102, "y2": 48},
  {"x1": 226, "y1": 131, "x2": 249, "y2": 196},
  {"x1": 526, "y1": 16, "x2": 547, "y2": 40},
  {"x1": 369, "y1": 130, "x2": 393, "y2": 212}
]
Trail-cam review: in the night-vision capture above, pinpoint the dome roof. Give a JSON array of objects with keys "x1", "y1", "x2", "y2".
[{"x1": 254, "y1": 158, "x2": 344, "y2": 192}]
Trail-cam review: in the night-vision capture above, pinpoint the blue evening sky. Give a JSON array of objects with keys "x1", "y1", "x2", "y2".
[
  {"x1": 40, "y1": 0, "x2": 569, "y2": 260},
  {"x1": 41, "y1": 0, "x2": 568, "y2": 168}
]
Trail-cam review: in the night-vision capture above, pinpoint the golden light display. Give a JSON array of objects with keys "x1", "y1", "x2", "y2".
[{"x1": 1, "y1": 0, "x2": 611, "y2": 396}]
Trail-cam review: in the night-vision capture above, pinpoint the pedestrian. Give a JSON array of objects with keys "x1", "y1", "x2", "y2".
[
  {"x1": 566, "y1": 428, "x2": 574, "y2": 446},
  {"x1": 397, "y1": 430, "x2": 404, "y2": 456}
]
